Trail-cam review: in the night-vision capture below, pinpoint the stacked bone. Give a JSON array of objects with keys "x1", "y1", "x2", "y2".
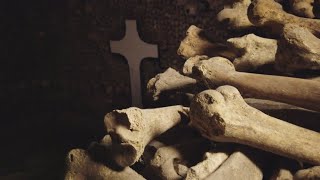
[{"x1": 65, "y1": 0, "x2": 320, "y2": 179}]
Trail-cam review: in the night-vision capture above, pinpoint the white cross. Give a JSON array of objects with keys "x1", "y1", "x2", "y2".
[{"x1": 110, "y1": 20, "x2": 158, "y2": 107}]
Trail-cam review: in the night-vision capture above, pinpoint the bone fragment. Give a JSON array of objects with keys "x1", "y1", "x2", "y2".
[
  {"x1": 177, "y1": 25, "x2": 235, "y2": 59},
  {"x1": 248, "y1": 0, "x2": 320, "y2": 36},
  {"x1": 185, "y1": 150, "x2": 229, "y2": 180},
  {"x1": 290, "y1": 0, "x2": 315, "y2": 18},
  {"x1": 269, "y1": 158, "x2": 301, "y2": 180},
  {"x1": 65, "y1": 149, "x2": 145, "y2": 180},
  {"x1": 149, "y1": 139, "x2": 210, "y2": 180},
  {"x1": 294, "y1": 166, "x2": 320, "y2": 180},
  {"x1": 275, "y1": 24, "x2": 320, "y2": 73},
  {"x1": 217, "y1": 0, "x2": 254, "y2": 29},
  {"x1": 191, "y1": 56, "x2": 320, "y2": 111},
  {"x1": 104, "y1": 105, "x2": 189, "y2": 167},
  {"x1": 227, "y1": 33, "x2": 278, "y2": 71},
  {"x1": 270, "y1": 168, "x2": 294, "y2": 180},
  {"x1": 147, "y1": 67, "x2": 198, "y2": 101},
  {"x1": 190, "y1": 86, "x2": 320, "y2": 164},
  {"x1": 205, "y1": 150, "x2": 264, "y2": 180}
]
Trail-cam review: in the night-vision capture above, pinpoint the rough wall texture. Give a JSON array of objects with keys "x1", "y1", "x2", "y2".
[{"x1": 0, "y1": 0, "x2": 235, "y2": 176}]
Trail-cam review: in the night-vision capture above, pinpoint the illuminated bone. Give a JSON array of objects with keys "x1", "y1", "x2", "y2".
[
  {"x1": 65, "y1": 149, "x2": 145, "y2": 180},
  {"x1": 291, "y1": 0, "x2": 315, "y2": 18},
  {"x1": 177, "y1": 25, "x2": 236, "y2": 59},
  {"x1": 191, "y1": 57, "x2": 320, "y2": 111},
  {"x1": 104, "y1": 105, "x2": 189, "y2": 167},
  {"x1": 217, "y1": 0, "x2": 254, "y2": 29},
  {"x1": 227, "y1": 33, "x2": 277, "y2": 71},
  {"x1": 248, "y1": 0, "x2": 320, "y2": 36},
  {"x1": 275, "y1": 24, "x2": 320, "y2": 73},
  {"x1": 190, "y1": 86, "x2": 320, "y2": 164}
]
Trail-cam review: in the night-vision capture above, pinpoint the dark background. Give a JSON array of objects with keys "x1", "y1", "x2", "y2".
[{"x1": 0, "y1": 0, "x2": 235, "y2": 178}]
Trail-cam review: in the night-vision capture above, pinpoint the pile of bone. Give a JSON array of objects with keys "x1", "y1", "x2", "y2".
[{"x1": 65, "y1": 0, "x2": 320, "y2": 179}]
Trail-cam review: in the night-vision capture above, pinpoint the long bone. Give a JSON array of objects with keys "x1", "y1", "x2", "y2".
[
  {"x1": 147, "y1": 67, "x2": 198, "y2": 101},
  {"x1": 65, "y1": 149, "x2": 145, "y2": 180},
  {"x1": 227, "y1": 33, "x2": 278, "y2": 72},
  {"x1": 104, "y1": 105, "x2": 189, "y2": 167},
  {"x1": 191, "y1": 57, "x2": 320, "y2": 111},
  {"x1": 149, "y1": 138, "x2": 210, "y2": 180},
  {"x1": 204, "y1": 149, "x2": 265, "y2": 180},
  {"x1": 275, "y1": 24, "x2": 320, "y2": 73},
  {"x1": 217, "y1": 0, "x2": 254, "y2": 29},
  {"x1": 177, "y1": 25, "x2": 236, "y2": 59},
  {"x1": 189, "y1": 86, "x2": 320, "y2": 164},
  {"x1": 294, "y1": 166, "x2": 320, "y2": 180},
  {"x1": 185, "y1": 149, "x2": 230, "y2": 180},
  {"x1": 290, "y1": 0, "x2": 315, "y2": 18},
  {"x1": 248, "y1": 0, "x2": 320, "y2": 36}
]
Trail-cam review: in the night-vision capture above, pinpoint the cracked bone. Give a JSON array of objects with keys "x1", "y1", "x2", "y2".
[
  {"x1": 204, "y1": 149, "x2": 264, "y2": 180},
  {"x1": 191, "y1": 56, "x2": 320, "y2": 112},
  {"x1": 189, "y1": 86, "x2": 320, "y2": 164},
  {"x1": 149, "y1": 138, "x2": 210, "y2": 180},
  {"x1": 217, "y1": 0, "x2": 254, "y2": 29},
  {"x1": 147, "y1": 67, "x2": 198, "y2": 101},
  {"x1": 294, "y1": 166, "x2": 320, "y2": 180},
  {"x1": 104, "y1": 105, "x2": 189, "y2": 167},
  {"x1": 291, "y1": 0, "x2": 315, "y2": 18},
  {"x1": 275, "y1": 24, "x2": 320, "y2": 73},
  {"x1": 65, "y1": 149, "x2": 145, "y2": 180},
  {"x1": 185, "y1": 150, "x2": 230, "y2": 180},
  {"x1": 227, "y1": 33, "x2": 278, "y2": 71},
  {"x1": 248, "y1": 0, "x2": 320, "y2": 36},
  {"x1": 177, "y1": 25, "x2": 236, "y2": 59}
]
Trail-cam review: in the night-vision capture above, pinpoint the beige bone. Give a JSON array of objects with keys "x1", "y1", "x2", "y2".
[
  {"x1": 291, "y1": 0, "x2": 315, "y2": 18},
  {"x1": 275, "y1": 24, "x2": 320, "y2": 73},
  {"x1": 147, "y1": 67, "x2": 197, "y2": 101},
  {"x1": 294, "y1": 166, "x2": 320, "y2": 180},
  {"x1": 185, "y1": 150, "x2": 229, "y2": 180},
  {"x1": 177, "y1": 25, "x2": 236, "y2": 59},
  {"x1": 248, "y1": 0, "x2": 320, "y2": 36},
  {"x1": 190, "y1": 86, "x2": 320, "y2": 164},
  {"x1": 191, "y1": 56, "x2": 320, "y2": 111},
  {"x1": 104, "y1": 105, "x2": 189, "y2": 167},
  {"x1": 149, "y1": 139, "x2": 210, "y2": 180},
  {"x1": 227, "y1": 33, "x2": 278, "y2": 71},
  {"x1": 65, "y1": 149, "x2": 145, "y2": 180},
  {"x1": 217, "y1": 0, "x2": 254, "y2": 29},
  {"x1": 204, "y1": 150, "x2": 264, "y2": 180}
]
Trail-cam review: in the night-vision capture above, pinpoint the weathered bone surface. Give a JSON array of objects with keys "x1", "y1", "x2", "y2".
[
  {"x1": 185, "y1": 150, "x2": 229, "y2": 180},
  {"x1": 149, "y1": 139, "x2": 209, "y2": 180},
  {"x1": 217, "y1": 0, "x2": 254, "y2": 29},
  {"x1": 248, "y1": 0, "x2": 320, "y2": 36},
  {"x1": 227, "y1": 34, "x2": 277, "y2": 71},
  {"x1": 104, "y1": 105, "x2": 189, "y2": 167},
  {"x1": 177, "y1": 25, "x2": 235, "y2": 59},
  {"x1": 183, "y1": 55, "x2": 209, "y2": 76},
  {"x1": 191, "y1": 57, "x2": 320, "y2": 111},
  {"x1": 190, "y1": 86, "x2": 320, "y2": 164},
  {"x1": 147, "y1": 67, "x2": 197, "y2": 101},
  {"x1": 290, "y1": 0, "x2": 315, "y2": 18},
  {"x1": 65, "y1": 149, "x2": 145, "y2": 180},
  {"x1": 275, "y1": 24, "x2": 320, "y2": 73},
  {"x1": 204, "y1": 150, "x2": 264, "y2": 180},
  {"x1": 294, "y1": 166, "x2": 320, "y2": 180}
]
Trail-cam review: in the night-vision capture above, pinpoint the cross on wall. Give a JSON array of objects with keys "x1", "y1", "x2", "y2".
[{"x1": 110, "y1": 20, "x2": 159, "y2": 107}]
